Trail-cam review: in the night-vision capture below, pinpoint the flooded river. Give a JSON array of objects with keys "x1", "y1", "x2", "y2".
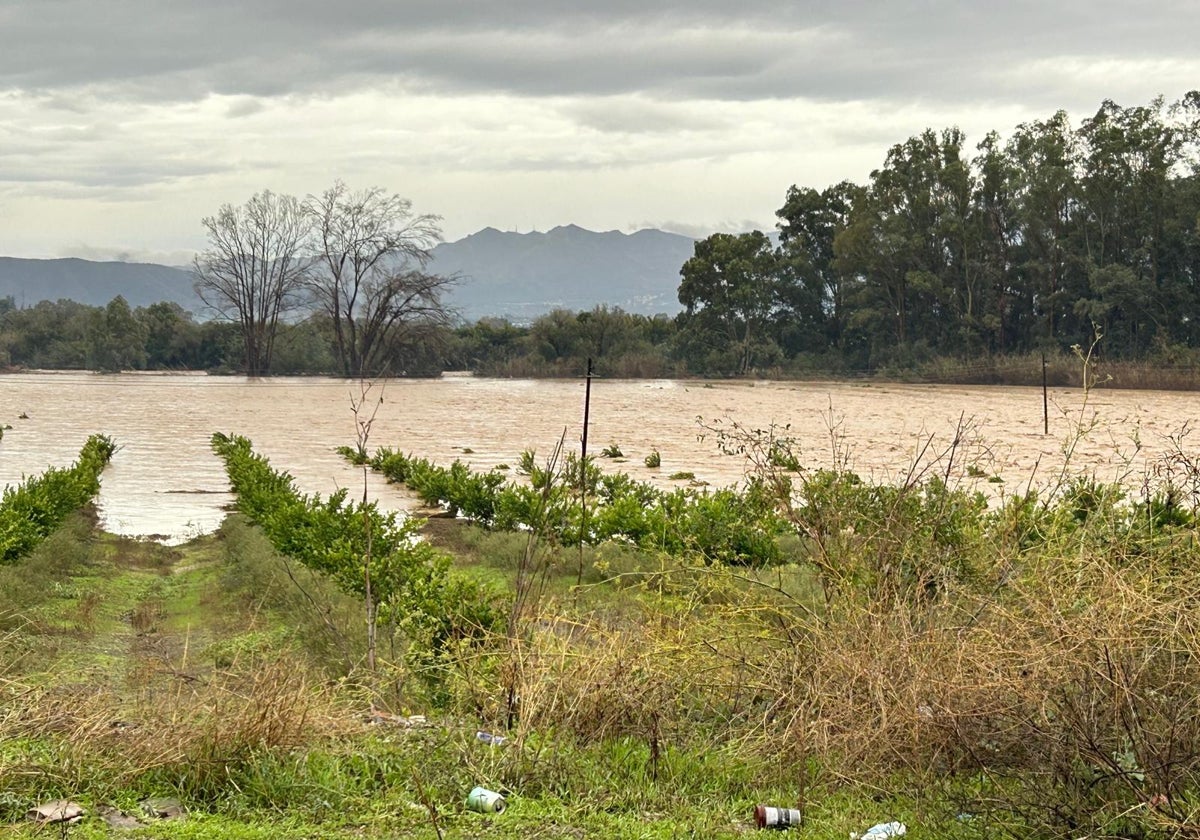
[{"x1": 1, "y1": 371, "x2": 1194, "y2": 542}]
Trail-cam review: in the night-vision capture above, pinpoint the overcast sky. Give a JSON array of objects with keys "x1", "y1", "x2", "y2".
[{"x1": 2, "y1": 1, "x2": 1197, "y2": 262}]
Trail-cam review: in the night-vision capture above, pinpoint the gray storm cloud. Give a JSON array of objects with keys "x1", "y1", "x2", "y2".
[
  {"x1": 1, "y1": 0, "x2": 1197, "y2": 256},
  {"x1": 2, "y1": 1, "x2": 1195, "y2": 107}
]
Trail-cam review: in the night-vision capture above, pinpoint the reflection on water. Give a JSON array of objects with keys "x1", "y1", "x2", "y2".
[{"x1": 0, "y1": 371, "x2": 1189, "y2": 543}]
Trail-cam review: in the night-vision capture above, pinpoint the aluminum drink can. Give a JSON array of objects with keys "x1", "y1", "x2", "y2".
[
  {"x1": 754, "y1": 804, "x2": 802, "y2": 829},
  {"x1": 466, "y1": 786, "x2": 506, "y2": 813}
]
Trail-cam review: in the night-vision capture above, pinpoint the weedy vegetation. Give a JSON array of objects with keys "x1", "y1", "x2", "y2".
[{"x1": 6, "y1": 360, "x2": 1200, "y2": 837}]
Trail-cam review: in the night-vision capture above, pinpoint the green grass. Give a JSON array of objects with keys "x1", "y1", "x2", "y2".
[
  {"x1": 0, "y1": 514, "x2": 826, "y2": 839},
  {"x1": 7, "y1": 457, "x2": 1200, "y2": 839}
]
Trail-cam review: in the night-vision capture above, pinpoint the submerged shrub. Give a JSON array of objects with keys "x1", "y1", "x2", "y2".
[
  {"x1": 0, "y1": 434, "x2": 115, "y2": 564},
  {"x1": 211, "y1": 433, "x2": 500, "y2": 690},
  {"x1": 344, "y1": 444, "x2": 787, "y2": 566}
]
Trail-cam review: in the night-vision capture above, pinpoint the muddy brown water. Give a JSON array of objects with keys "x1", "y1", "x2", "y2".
[{"x1": 1, "y1": 371, "x2": 1194, "y2": 543}]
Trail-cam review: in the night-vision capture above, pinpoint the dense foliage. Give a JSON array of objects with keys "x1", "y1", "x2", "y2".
[
  {"x1": 339, "y1": 445, "x2": 786, "y2": 566},
  {"x1": 210, "y1": 432, "x2": 497, "y2": 668},
  {"x1": 759, "y1": 94, "x2": 1200, "y2": 370},
  {"x1": 0, "y1": 433, "x2": 115, "y2": 563}
]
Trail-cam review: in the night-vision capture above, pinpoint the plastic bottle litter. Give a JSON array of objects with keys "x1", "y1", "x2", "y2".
[
  {"x1": 476, "y1": 730, "x2": 507, "y2": 746},
  {"x1": 855, "y1": 821, "x2": 906, "y2": 839},
  {"x1": 26, "y1": 800, "x2": 86, "y2": 825},
  {"x1": 466, "y1": 786, "x2": 506, "y2": 814},
  {"x1": 754, "y1": 804, "x2": 802, "y2": 829}
]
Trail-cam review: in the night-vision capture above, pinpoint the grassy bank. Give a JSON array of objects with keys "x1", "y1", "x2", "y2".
[
  {"x1": 0, "y1": 513, "x2": 924, "y2": 839},
  {"x1": 6, "y1": 415, "x2": 1200, "y2": 837}
]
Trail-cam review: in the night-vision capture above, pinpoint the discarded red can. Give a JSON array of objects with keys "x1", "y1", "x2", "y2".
[{"x1": 755, "y1": 804, "x2": 802, "y2": 829}]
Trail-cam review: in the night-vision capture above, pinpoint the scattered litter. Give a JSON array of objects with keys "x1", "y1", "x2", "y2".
[
  {"x1": 140, "y1": 797, "x2": 186, "y2": 820},
  {"x1": 98, "y1": 805, "x2": 144, "y2": 829},
  {"x1": 854, "y1": 821, "x2": 906, "y2": 839},
  {"x1": 366, "y1": 707, "x2": 429, "y2": 728},
  {"x1": 466, "y1": 786, "x2": 506, "y2": 814},
  {"x1": 26, "y1": 800, "x2": 85, "y2": 825},
  {"x1": 754, "y1": 804, "x2": 802, "y2": 829},
  {"x1": 476, "y1": 730, "x2": 507, "y2": 746}
]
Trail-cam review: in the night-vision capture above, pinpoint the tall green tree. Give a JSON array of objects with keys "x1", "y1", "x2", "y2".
[
  {"x1": 136, "y1": 301, "x2": 199, "y2": 369},
  {"x1": 1073, "y1": 98, "x2": 1192, "y2": 353},
  {"x1": 775, "y1": 181, "x2": 860, "y2": 353},
  {"x1": 677, "y1": 231, "x2": 782, "y2": 374},
  {"x1": 970, "y1": 131, "x2": 1021, "y2": 352},
  {"x1": 87, "y1": 295, "x2": 146, "y2": 372},
  {"x1": 836, "y1": 128, "x2": 975, "y2": 359},
  {"x1": 1005, "y1": 111, "x2": 1086, "y2": 347}
]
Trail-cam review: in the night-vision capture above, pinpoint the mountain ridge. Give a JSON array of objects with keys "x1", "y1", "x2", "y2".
[
  {"x1": 0, "y1": 225, "x2": 699, "y2": 321},
  {"x1": 431, "y1": 225, "x2": 695, "y2": 321},
  {"x1": 0, "y1": 256, "x2": 204, "y2": 312}
]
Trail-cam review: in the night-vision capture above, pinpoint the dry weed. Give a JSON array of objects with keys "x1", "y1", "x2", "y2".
[{"x1": 1, "y1": 653, "x2": 350, "y2": 790}]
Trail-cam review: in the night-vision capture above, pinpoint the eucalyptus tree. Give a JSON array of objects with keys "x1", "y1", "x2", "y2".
[
  {"x1": 776, "y1": 180, "x2": 860, "y2": 353},
  {"x1": 1074, "y1": 97, "x2": 1192, "y2": 354},
  {"x1": 136, "y1": 301, "x2": 200, "y2": 369},
  {"x1": 193, "y1": 190, "x2": 310, "y2": 376},
  {"x1": 835, "y1": 128, "x2": 974, "y2": 357},
  {"x1": 677, "y1": 231, "x2": 783, "y2": 374},
  {"x1": 1005, "y1": 111, "x2": 1082, "y2": 347},
  {"x1": 970, "y1": 131, "x2": 1022, "y2": 352},
  {"x1": 87, "y1": 295, "x2": 146, "y2": 372},
  {"x1": 305, "y1": 182, "x2": 454, "y2": 378},
  {"x1": 1162, "y1": 96, "x2": 1200, "y2": 346}
]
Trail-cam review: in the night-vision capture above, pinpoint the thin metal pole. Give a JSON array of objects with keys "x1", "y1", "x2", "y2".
[
  {"x1": 577, "y1": 358, "x2": 593, "y2": 586},
  {"x1": 1042, "y1": 354, "x2": 1049, "y2": 435}
]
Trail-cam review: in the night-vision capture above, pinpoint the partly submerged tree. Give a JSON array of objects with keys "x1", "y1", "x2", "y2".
[
  {"x1": 305, "y1": 182, "x2": 454, "y2": 377},
  {"x1": 677, "y1": 231, "x2": 783, "y2": 375},
  {"x1": 87, "y1": 295, "x2": 147, "y2": 372},
  {"x1": 193, "y1": 190, "x2": 309, "y2": 376}
]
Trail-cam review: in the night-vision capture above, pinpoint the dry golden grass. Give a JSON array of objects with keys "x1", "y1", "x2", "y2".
[
  {"x1": 1, "y1": 652, "x2": 352, "y2": 791},
  {"x1": 448, "y1": 520, "x2": 1200, "y2": 834}
]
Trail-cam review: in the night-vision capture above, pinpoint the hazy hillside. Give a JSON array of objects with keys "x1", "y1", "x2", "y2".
[
  {"x1": 430, "y1": 224, "x2": 694, "y2": 322},
  {"x1": 0, "y1": 225, "x2": 697, "y2": 322},
  {"x1": 0, "y1": 257, "x2": 202, "y2": 313}
]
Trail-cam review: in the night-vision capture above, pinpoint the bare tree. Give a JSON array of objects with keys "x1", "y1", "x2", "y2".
[
  {"x1": 193, "y1": 190, "x2": 309, "y2": 376},
  {"x1": 305, "y1": 182, "x2": 455, "y2": 377}
]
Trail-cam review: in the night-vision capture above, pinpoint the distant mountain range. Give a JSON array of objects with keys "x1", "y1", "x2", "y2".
[
  {"x1": 431, "y1": 224, "x2": 695, "y2": 321},
  {"x1": 0, "y1": 257, "x2": 202, "y2": 312},
  {"x1": 0, "y1": 225, "x2": 697, "y2": 323}
]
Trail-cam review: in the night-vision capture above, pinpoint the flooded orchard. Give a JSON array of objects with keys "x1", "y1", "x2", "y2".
[{"x1": 1, "y1": 371, "x2": 1193, "y2": 542}]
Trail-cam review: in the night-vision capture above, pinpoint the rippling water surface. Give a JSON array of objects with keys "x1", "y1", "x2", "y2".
[{"x1": 1, "y1": 371, "x2": 1192, "y2": 542}]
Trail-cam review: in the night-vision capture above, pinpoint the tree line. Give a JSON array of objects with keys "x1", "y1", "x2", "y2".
[
  {"x1": 677, "y1": 93, "x2": 1200, "y2": 374},
  {"x1": 0, "y1": 295, "x2": 676, "y2": 377},
  {"x1": 2, "y1": 94, "x2": 1198, "y2": 378}
]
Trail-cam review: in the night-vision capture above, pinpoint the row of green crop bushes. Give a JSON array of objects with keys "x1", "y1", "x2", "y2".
[
  {"x1": 0, "y1": 434, "x2": 115, "y2": 564},
  {"x1": 211, "y1": 433, "x2": 499, "y2": 686},
  {"x1": 338, "y1": 445, "x2": 787, "y2": 566}
]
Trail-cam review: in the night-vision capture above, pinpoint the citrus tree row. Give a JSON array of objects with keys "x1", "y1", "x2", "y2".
[
  {"x1": 210, "y1": 433, "x2": 497, "y2": 674},
  {"x1": 0, "y1": 434, "x2": 116, "y2": 564},
  {"x1": 338, "y1": 445, "x2": 786, "y2": 566}
]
